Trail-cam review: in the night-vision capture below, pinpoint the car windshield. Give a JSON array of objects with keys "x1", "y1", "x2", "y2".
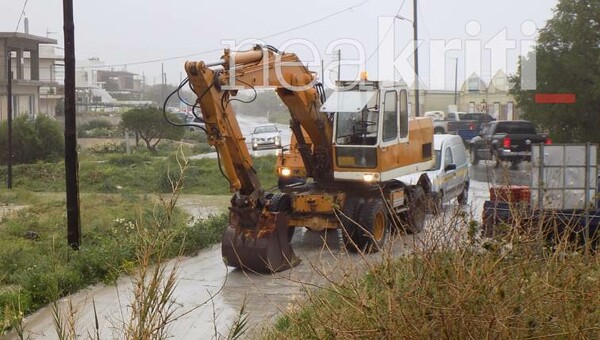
[
  {"x1": 254, "y1": 125, "x2": 278, "y2": 134},
  {"x1": 429, "y1": 150, "x2": 442, "y2": 170}
]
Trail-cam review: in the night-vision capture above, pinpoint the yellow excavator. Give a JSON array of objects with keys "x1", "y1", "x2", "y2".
[{"x1": 183, "y1": 45, "x2": 434, "y2": 273}]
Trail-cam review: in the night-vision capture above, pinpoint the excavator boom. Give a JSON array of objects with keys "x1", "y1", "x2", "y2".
[{"x1": 184, "y1": 45, "x2": 331, "y2": 272}]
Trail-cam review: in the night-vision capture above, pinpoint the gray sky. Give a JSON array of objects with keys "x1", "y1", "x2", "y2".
[{"x1": 1, "y1": 0, "x2": 558, "y2": 89}]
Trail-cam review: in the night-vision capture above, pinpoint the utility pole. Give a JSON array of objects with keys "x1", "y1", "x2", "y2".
[
  {"x1": 337, "y1": 49, "x2": 341, "y2": 82},
  {"x1": 63, "y1": 0, "x2": 81, "y2": 249},
  {"x1": 413, "y1": 0, "x2": 420, "y2": 117},
  {"x1": 161, "y1": 63, "x2": 166, "y2": 105},
  {"x1": 6, "y1": 52, "x2": 13, "y2": 189},
  {"x1": 454, "y1": 58, "x2": 458, "y2": 105}
]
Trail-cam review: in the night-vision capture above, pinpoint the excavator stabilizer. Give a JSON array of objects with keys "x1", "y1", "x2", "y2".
[{"x1": 222, "y1": 207, "x2": 300, "y2": 273}]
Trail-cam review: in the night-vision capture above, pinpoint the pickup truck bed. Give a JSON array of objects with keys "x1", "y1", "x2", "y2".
[
  {"x1": 469, "y1": 120, "x2": 549, "y2": 167},
  {"x1": 433, "y1": 112, "x2": 494, "y2": 135}
]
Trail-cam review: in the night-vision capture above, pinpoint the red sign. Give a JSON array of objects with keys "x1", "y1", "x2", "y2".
[{"x1": 535, "y1": 93, "x2": 576, "y2": 104}]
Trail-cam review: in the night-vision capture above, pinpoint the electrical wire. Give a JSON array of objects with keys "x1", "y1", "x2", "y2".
[
  {"x1": 162, "y1": 77, "x2": 208, "y2": 133},
  {"x1": 221, "y1": 78, "x2": 258, "y2": 110},
  {"x1": 261, "y1": 0, "x2": 372, "y2": 40},
  {"x1": 365, "y1": 0, "x2": 408, "y2": 62},
  {"x1": 14, "y1": 0, "x2": 29, "y2": 32},
  {"x1": 214, "y1": 147, "x2": 232, "y2": 189},
  {"x1": 74, "y1": 0, "x2": 372, "y2": 70}
]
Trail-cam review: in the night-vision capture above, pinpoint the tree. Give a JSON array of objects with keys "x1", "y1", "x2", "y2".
[
  {"x1": 0, "y1": 115, "x2": 64, "y2": 165},
  {"x1": 510, "y1": 0, "x2": 600, "y2": 143},
  {"x1": 121, "y1": 107, "x2": 185, "y2": 153}
]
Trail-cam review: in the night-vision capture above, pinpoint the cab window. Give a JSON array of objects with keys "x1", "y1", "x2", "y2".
[
  {"x1": 382, "y1": 91, "x2": 398, "y2": 141},
  {"x1": 444, "y1": 147, "x2": 454, "y2": 168},
  {"x1": 399, "y1": 90, "x2": 408, "y2": 138}
]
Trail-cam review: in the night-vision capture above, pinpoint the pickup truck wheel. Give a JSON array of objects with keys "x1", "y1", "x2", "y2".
[
  {"x1": 402, "y1": 186, "x2": 426, "y2": 234},
  {"x1": 340, "y1": 196, "x2": 364, "y2": 253},
  {"x1": 356, "y1": 198, "x2": 388, "y2": 253},
  {"x1": 470, "y1": 147, "x2": 479, "y2": 165},
  {"x1": 457, "y1": 182, "x2": 469, "y2": 205}
]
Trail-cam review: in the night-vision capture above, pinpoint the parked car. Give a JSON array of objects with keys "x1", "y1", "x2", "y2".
[
  {"x1": 250, "y1": 124, "x2": 282, "y2": 150},
  {"x1": 469, "y1": 120, "x2": 551, "y2": 168},
  {"x1": 433, "y1": 112, "x2": 495, "y2": 135},
  {"x1": 398, "y1": 134, "x2": 470, "y2": 212}
]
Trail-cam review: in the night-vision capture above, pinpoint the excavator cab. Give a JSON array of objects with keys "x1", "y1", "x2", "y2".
[{"x1": 321, "y1": 80, "x2": 431, "y2": 183}]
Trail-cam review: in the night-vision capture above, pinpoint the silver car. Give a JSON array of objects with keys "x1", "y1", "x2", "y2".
[{"x1": 250, "y1": 124, "x2": 282, "y2": 150}]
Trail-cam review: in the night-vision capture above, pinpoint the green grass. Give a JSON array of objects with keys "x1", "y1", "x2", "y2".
[
  {"x1": 0, "y1": 154, "x2": 278, "y2": 195},
  {"x1": 0, "y1": 147, "x2": 276, "y2": 332},
  {"x1": 0, "y1": 192, "x2": 228, "y2": 327}
]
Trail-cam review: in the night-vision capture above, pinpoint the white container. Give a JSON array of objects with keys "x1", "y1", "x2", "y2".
[{"x1": 531, "y1": 144, "x2": 598, "y2": 210}]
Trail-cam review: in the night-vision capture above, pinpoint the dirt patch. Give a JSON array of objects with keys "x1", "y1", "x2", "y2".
[
  {"x1": 0, "y1": 204, "x2": 28, "y2": 221},
  {"x1": 174, "y1": 194, "x2": 230, "y2": 221},
  {"x1": 78, "y1": 137, "x2": 125, "y2": 150}
]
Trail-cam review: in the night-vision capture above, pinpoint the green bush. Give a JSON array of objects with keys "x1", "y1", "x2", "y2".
[
  {"x1": 88, "y1": 141, "x2": 126, "y2": 154},
  {"x1": 0, "y1": 115, "x2": 64, "y2": 165},
  {"x1": 79, "y1": 119, "x2": 113, "y2": 131}
]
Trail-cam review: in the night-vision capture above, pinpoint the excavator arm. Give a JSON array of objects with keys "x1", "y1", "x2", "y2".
[
  {"x1": 186, "y1": 45, "x2": 332, "y2": 182},
  {"x1": 184, "y1": 45, "x2": 331, "y2": 272}
]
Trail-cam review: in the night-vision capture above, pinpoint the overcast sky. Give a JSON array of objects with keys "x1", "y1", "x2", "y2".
[{"x1": 1, "y1": 0, "x2": 559, "y2": 89}]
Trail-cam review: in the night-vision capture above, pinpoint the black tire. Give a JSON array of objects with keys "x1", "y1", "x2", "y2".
[
  {"x1": 457, "y1": 182, "x2": 469, "y2": 205},
  {"x1": 403, "y1": 186, "x2": 426, "y2": 234},
  {"x1": 355, "y1": 198, "x2": 388, "y2": 253},
  {"x1": 429, "y1": 191, "x2": 443, "y2": 214},
  {"x1": 470, "y1": 147, "x2": 479, "y2": 165},
  {"x1": 340, "y1": 196, "x2": 364, "y2": 253}
]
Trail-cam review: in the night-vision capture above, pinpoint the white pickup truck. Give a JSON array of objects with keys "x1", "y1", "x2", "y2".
[{"x1": 397, "y1": 134, "x2": 470, "y2": 212}]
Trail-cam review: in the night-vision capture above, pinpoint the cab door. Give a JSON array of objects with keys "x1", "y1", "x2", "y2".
[{"x1": 441, "y1": 144, "x2": 459, "y2": 200}]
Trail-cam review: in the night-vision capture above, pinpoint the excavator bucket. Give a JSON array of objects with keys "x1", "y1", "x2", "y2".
[{"x1": 222, "y1": 206, "x2": 300, "y2": 273}]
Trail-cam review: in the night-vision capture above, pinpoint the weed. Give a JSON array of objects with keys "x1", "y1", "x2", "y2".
[{"x1": 263, "y1": 190, "x2": 600, "y2": 339}]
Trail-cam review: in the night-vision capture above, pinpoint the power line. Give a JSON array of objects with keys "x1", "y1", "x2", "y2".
[
  {"x1": 365, "y1": 0, "x2": 408, "y2": 62},
  {"x1": 261, "y1": 0, "x2": 372, "y2": 40},
  {"x1": 76, "y1": 0, "x2": 374, "y2": 70},
  {"x1": 14, "y1": 0, "x2": 30, "y2": 32}
]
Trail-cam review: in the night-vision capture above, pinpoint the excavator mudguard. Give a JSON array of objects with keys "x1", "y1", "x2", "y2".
[{"x1": 222, "y1": 206, "x2": 300, "y2": 273}]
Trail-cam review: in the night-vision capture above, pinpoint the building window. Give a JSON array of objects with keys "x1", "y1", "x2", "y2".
[
  {"x1": 29, "y1": 95, "x2": 35, "y2": 118},
  {"x1": 469, "y1": 102, "x2": 475, "y2": 113},
  {"x1": 12, "y1": 95, "x2": 19, "y2": 116}
]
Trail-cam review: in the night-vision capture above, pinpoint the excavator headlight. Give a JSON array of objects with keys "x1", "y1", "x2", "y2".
[
  {"x1": 363, "y1": 173, "x2": 376, "y2": 182},
  {"x1": 281, "y1": 167, "x2": 292, "y2": 177}
]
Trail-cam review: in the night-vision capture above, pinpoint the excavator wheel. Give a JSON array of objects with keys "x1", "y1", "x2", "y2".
[
  {"x1": 356, "y1": 198, "x2": 388, "y2": 253},
  {"x1": 221, "y1": 194, "x2": 300, "y2": 273},
  {"x1": 340, "y1": 196, "x2": 364, "y2": 253},
  {"x1": 402, "y1": 186, "x2": 427, "y2": 234}
]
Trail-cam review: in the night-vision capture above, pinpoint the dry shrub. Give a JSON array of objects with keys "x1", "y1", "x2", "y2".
[{"x1": 264, "y1": 198, "x2": 600, "y2": 339}]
